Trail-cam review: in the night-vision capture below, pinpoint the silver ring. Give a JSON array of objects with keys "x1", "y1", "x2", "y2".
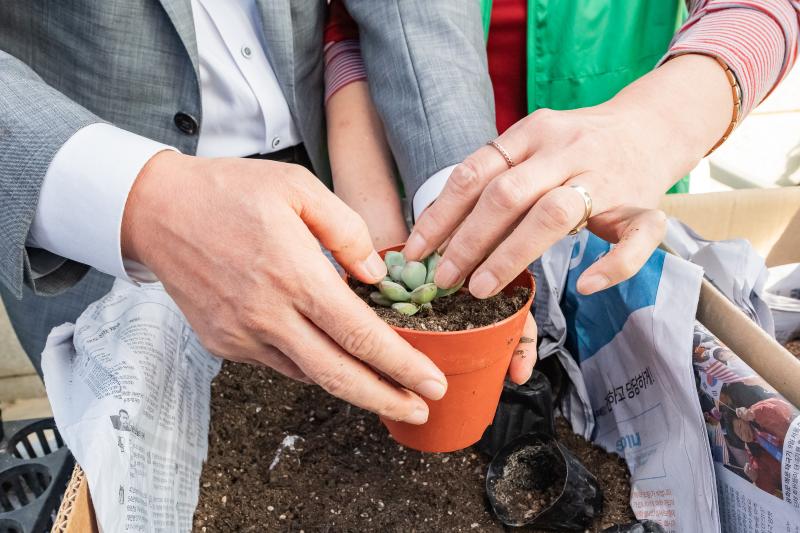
[
  {"x1": 486, "y1": 140, "x2": 515, "y2": 168},
  {"x1": 568, "y1": 185, "x2": 593, "y2": 235}
]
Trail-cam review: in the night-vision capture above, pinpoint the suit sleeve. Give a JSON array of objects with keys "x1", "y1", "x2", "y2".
[
  {"x1": 0, "y1": 50, "x2": 104, "y2": 297},
  {"x1": 342, "y1": 0, "x2": 496, "y2": 207}
]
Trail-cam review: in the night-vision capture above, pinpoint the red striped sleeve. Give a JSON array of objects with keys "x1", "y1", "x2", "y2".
[
  {"x1": 324, "y1": 39, "x2": 368, "y2": 103},
  {"x1": 662, "y1": 0, "x2": 800, "y2": 117}
]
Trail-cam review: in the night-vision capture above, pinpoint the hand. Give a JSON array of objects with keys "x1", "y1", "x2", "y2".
[
  {"x1": 404, "y1": 54, "x2": 732, "y2": 297},
  {"x1": 508, "y1": 312, "x2": 537, "y2": 385},
  {"x1": 121, "y1": 151, "x2": 448, "y2": 424}
]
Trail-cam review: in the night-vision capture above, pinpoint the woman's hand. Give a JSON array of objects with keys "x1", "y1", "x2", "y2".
[{"x1": 404, "y1": 54, "x2": 734, "y2": 297}]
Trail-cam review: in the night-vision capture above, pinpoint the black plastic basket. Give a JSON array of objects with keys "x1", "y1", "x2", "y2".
[{"x1": 0, "y1": 415, "x2": 74, "y2": 533}]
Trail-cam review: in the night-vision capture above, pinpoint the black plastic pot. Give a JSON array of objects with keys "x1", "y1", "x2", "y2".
[
  {"x1": 486, "y1": 432, "x2": 603, "y2": 530},
  {"x1": 602, "y1": 520, "x2": 667, "y2": 533},
  {"x1": 0, "y1": 418, "x2": 74, "y2": 533},
  {"x1": 476, "y1": 370, "x2": 555, "y2": 457}
]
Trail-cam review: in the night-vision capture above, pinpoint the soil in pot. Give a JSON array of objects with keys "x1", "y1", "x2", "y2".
[
  {"x1": 491, "y1": 442, "x2": 566, "y2": 522},
  {"x1": 786, "y1": 340, "x2": 800, "y2": 360},
  {"x1": 349, "y1": 280, "x2": 531, "y2": 332},
  {"x1": 193, "y1": 362, "x2": 635, "y2": 532}
]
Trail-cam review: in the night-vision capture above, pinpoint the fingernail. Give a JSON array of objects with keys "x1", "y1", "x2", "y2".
[
  {"x1": 404, "y1": 405, "x2": 429, "y2": 425},
  {"x1": 416, "y1": 378, "x2": 447, "y2": 401},
  {"x1": 434, "y1": 259, "x2": 461, "y2": 288},
  {"x1": 360, "y1": 251, "x2": 387, "y2": 281},
  {"x1": 577, "y1": 273, "x2": 611, "y2": 294},
  {"x1": 470, "y1": 271, "x2": 499, "y2": 299},
  {"x1": 404, "y1": 232, "x2": 427, "y2": 260}
]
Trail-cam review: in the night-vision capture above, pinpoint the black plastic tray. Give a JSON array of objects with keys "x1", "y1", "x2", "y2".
[{"x1": 0, "y1": 415, "x2": 74, "y2": 533}]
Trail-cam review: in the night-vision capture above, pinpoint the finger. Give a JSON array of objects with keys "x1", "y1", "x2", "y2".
[
  {"x1": 246, "y1": 345, "x2": 312, "y2": 383},
  {"x1": 404, "y1": 117, "x2": 543, "y2": 261},
  {"x1": 508, "y1": 312, "x2": 537, "y2": 385},
  {"x1": 434, "y1": 154, "x2": 569, "y2": 288},
  {"x1": 295, "y1": 175, "x2": 386, "y2": 284},
  {"x1": 576, "y1": 208, "x2": 667, "y2": 294},
  {"x1": 272, "y1": 314, "x2": 432, "y2": 424},
  {"x1": 469, "y1": 185, "x2": 593, "y2": 298},
  {"x1": 296, "y1": 260, "x2": 449, "y2": 402}
]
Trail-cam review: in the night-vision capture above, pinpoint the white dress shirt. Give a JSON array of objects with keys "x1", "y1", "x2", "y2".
[{"x1": 28, "y1": 0, "x2": 444, "y2": 282}]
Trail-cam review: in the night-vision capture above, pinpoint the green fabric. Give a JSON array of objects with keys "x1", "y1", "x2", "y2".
[{"x1": 479, "y1": 0, "x2": 689, "y2": 193}]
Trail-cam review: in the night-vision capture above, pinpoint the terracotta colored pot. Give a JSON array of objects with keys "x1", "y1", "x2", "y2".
[{"x1": 375, "y1": 245, "x2": 535, "y2": 453}]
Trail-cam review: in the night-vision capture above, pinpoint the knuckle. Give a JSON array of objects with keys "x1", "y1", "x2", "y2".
[
  {"x1": 339, "y1": 324, "x2": 382, "y2": 361},
  {"x1": 447, "y1": 160, "x2": 481, "y2": 198},
  {"x1": 374, "y1": 397, "x2": 408, "y2": 420},
  {"x1": 536, "y1": 194, "x2": 574, "y2": 232},
  {"x1": 330, "y1": 211, "x2": 370, "y2": 254},
  {"x1": 486, "y1": 174, "x2": 526, "y2": 210},
  {"x1": 314, "y1": 366, "x2": 355, "y2": 399}
]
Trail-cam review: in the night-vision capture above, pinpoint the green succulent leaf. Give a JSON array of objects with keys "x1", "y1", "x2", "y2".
[
  {"x1": 401, "y1": 261, "x2": 427, "y2": 290},
  {"x1": 384, "y1": 251, "x2": 406, "y2": 269},
  {"x1": 392, "y1": 302, "x2": 420, "y2": 316},
  {"x1": 410, "y1": 283, "x2": 438, "y2": 305},
  {"x1": 388, "y1": 265, "x2": 404, "y2": 282},
  {"x1": 420, "y1": 303, "x2": 433, "y2": 312},
  {"x1": 378, "y1": 280, "x2": 411, "y2": 302},
  {"x1": 369, "y1": 291, "x2": 393, "y2": 307},
  {"x1": 436, "y1": 278, "x2": 464, "y2": 298},
  {"x1": 425, "y1": 253, "x2": 441, "y2": 284}
]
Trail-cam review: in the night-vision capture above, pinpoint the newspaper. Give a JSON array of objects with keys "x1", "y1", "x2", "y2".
[
  {"x1": 537, "y1": 230, "x2": 719, "y2": 532},
  {"x1": 693, "y1": 323, "x2": 800, "y2": 533},
  {"x1": 764, "y1": 263, "x2": 800, "y2": 344},
  {"x1": 535, "y1": 222, "x2": 800, "y2": 532},
  {"x1": 42, "y1": 281, "x2": 221, "y2": 532}
]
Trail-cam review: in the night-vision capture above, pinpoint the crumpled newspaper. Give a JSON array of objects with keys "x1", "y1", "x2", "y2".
[{"x1": 42, "y1": 281, "x2": 221, "y2": 532}]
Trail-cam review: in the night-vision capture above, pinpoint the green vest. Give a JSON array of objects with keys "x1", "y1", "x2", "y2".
[{"x1": 480, "y1": 0, "x2": 689, "y2": 193}]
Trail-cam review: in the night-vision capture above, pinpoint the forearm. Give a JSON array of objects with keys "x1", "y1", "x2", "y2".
[
  {"x1": 605, "y1": 53, "x2": 733, "y2": 184},
  {"x1": 326, "y1": 80, "x2": 408, "y2": 248}
]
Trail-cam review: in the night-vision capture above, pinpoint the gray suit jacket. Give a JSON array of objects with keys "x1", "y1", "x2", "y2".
[{"x1": 0, "y1": 0, "x2": 494, "y2": 367}]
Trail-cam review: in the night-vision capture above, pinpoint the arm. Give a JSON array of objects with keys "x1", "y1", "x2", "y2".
[
  {"x1": 0, "y1": 51, "x2": 102, "y2": 297},
  {"x1": 326, "y1": 79, "x2": 409, "y2": 249},
  {"x1": 405, "y1": 0, "x2": 800, "y2": 300},
  {"x1": 324, "y1": 3, "x2": 408, "y2": 249},
  {"x1": 342, "y1": 0, "x2": 496, "y2": 212}
]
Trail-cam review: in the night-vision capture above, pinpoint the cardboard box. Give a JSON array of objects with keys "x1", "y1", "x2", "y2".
[{"x1": 56, "y1": 187, "x2": 800, "y2": 530}]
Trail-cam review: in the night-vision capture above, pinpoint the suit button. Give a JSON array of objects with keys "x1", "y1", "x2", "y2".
[{"x1": 173, "y1": 112, "x2": 198, "y2": 135}]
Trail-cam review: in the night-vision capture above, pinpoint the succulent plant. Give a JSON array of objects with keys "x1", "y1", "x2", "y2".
[{"x1": 373, "y1": 252, "x2": 464, "y2": 315}]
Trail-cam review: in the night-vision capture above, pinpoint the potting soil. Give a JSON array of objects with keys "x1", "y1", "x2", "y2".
[
  {"x1": 350, "y1": 281, "x2": 531, "y2": 331},
  {"x1": 786, "y1": 339, "x2": 800, "y2": 359},
  {"x1": 491, "y1": 442, "x2": 566, "y2": 523},
  {"x1": 194, "y1": 362, "x2": 635, "y2": 532}
]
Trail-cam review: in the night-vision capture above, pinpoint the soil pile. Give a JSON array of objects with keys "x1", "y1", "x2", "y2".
[{"x1": 194, "y1": 363, "x2": 634, "y2": 532}]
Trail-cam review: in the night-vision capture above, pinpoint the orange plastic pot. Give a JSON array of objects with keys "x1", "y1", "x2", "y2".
[{"x1": 375, "y1": 245, "x2": 535, "y2": 453}]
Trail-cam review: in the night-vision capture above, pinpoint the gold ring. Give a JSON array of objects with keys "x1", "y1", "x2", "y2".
[
  {"x1": 568, "y1": 185, "x2": 593, "y2": 235},
  {"x1": 486, "y1": 140, "x2": 515, "y2": 168}
]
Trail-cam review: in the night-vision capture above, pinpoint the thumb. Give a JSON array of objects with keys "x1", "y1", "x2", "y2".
[{"x1": 297, "y1": 177, "x2": 387, "y2": 283}]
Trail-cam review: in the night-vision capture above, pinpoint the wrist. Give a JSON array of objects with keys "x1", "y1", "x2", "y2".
[
  {"x1": 605, "y1": 54, "x2": 732, "y2": 178},
  {"x1": 121, "y1": 150, "x2": 190, "y2": 268}
]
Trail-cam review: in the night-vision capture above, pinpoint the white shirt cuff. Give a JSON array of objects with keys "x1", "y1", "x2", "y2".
[
  {"x1": 412, "y1": 164, "x2": 457, "y2": 221},
  {"x1": 28, "y1": 123, "x2": 176, "y2": 283}
]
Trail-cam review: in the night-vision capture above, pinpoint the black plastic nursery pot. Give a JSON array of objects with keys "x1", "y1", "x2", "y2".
[
  {"x1": 601, "y1": 520, "x2": 667, "y2": 533},
  {"x1": 476, "y1": 370, "x2": 556, "y2": 458},
  {"x1": 486, "y1": 432, "x2": 603, "y2": 530},
  {"x1": 0, "y1": 417, "x2": 74, "y2": 533}
]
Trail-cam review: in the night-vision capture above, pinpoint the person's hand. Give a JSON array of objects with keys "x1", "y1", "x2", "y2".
[
  {"x1": 121, "y1": 151, "x2": 448, "y2": 424},
  {"x1": 508, "y1": 312, "x2": 537, "y2": 385},
  {"x1": 404, "y1": 54, "x2": 733, "y2": 297}
]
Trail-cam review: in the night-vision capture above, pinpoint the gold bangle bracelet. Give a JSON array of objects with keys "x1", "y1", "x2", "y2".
[{"x1": 705, "y1": 56, "x2": 742, "y2": 156}]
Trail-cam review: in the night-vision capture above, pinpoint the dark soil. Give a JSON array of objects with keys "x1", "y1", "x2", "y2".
[
  {"x1": 492, "y1": 443, "x2": 566, "y2": 524},
  {"x1": 350, "y1": 281, "x2": 531, "y2": 332},
  {"x1": 787, "y1": 340, "x2": 800, "y2": 360},
  {"x1": 194, "y1": 362, "x2": 634, "y2": 532}
]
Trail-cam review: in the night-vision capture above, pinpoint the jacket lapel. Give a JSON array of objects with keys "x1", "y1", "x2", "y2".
[
  {"x1": 253, "y1": 0, "x2": 297, "y2": 117},
  {"x1": 158, "y1": 0, "x2": 200, "y2": 78}
]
